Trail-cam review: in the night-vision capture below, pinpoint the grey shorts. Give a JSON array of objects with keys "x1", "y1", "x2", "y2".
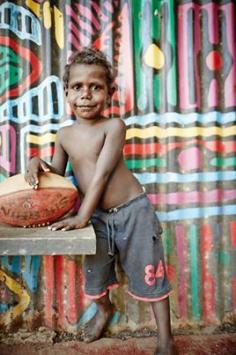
[{"x1": 84, "y1": 193, "x2": 172, "y2": 302}]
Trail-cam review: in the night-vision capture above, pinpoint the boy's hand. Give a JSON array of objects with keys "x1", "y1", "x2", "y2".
[
  {"x1": 24, "y1": 157, "x2": 50, "y2": 189},
  {"x1": 48, "y1": 215, "x2": 88, "y2": 231}
]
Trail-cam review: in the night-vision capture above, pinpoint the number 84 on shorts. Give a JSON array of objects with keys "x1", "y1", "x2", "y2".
[{"x1": 144, "y1": 261, "x2": 165, "y2": 286}]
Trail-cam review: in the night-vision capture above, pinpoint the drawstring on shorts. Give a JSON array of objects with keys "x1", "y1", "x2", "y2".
[
  {"x1": 106, "y1": 209, "x2": 117, "y2": 256},
  {"x1": 102, "y1": 194, "x2": 146, "y2": 257}
]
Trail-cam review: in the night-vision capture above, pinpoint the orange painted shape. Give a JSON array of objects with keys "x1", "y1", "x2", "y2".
[
  {"x1": 230, "y1": 221, "x2": 236, "y2": 248},
  {"x1": 166, "y1": 264, "x2": 175, "y2": 281},
  {"x1": 206, "y1": 50, "x2": 223, "y2": 71},
  {"x1": 202, "y1": 271, "x2": 216, "y2": 321},
  {"x1": 55, "y1": 256, "x2": 66, "y2": 328},
  {"x1": 201, "y1": 224, "x2": 213, "y2": 252},
  {"x1": 67, "y1": 260, "x2": 78, "y2": 324},
  {"x1": 27, "y1": 146, "x2": 55, "y2": 158}
]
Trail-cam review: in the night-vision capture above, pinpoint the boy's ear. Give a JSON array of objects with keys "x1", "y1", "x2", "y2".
[
  {"x1": 106, "y1": 86, "x2": 116, "y2": 106},
  {"x1": 109, "y1": 84, "x2": 116, "y2": 97}
]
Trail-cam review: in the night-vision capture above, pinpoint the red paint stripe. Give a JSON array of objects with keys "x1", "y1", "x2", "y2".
[
  {"x1": 202, "y1": 271, "x2": 216, "y2": 322},
  {"x1": 201, "y1": 224, "x2": 216, "y2": 321},
  {"x1": 123, "y1": 140, "x2": 236, "y2": 156},
  {"x1": 230, "y1": 221, "x2": 236, "y2": 248},
  {"x1": 75, "y1": 3, "x2": 100, "y2": 30},
  {"x1": 0, "y1": 36, "x2": 42, "y2": 102},
  {"x1": 78, "y1": 267, "x2": 85, "y2": 310},
  {"x1": 67, "y1": 5, "x2": 95, "y2": 34},
  {"x1": 175, "y1": 224, "x2": 187, "y2": 319},
  {"x1": 55, "y1": 256, "x2": 65, "y2": 327},
  {"x1": 28, "y1": 139, "x2": 236, "y2": 159},
  {"x1": 27, "y1": 146, "x2": 55, "y2": 158},
  {"x1": 68, "y1": 22, "x2": 90, "y2": 46},
  {"x1": 201, "y1": 224, "x2": 213, "y2": 252},
  {"x1": 66, "y1": 260, "x2": 78, "y2": 324},
  {"x1": 43, "y1": 256, "x2": 55, "y2": 327},
  {"x1": 166, "y1": 263, "x2": 175, "y2": 281}
]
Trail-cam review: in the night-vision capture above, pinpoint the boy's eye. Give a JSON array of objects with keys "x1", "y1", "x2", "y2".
[
  {"x1": 91, "y1": 84, "x2": 102, "y2": 91},
  {"x1": 71, "y1": 83, "x2": 82, "y2": 91}
]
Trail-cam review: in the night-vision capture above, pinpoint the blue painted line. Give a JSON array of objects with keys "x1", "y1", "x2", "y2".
[
  {"x1": 21, "y1": 256, "x2": 41, "y2": 292},
  {"x1": 156, "y1": 204, "x2": 236, "y2": 221},
  {"x1": 134, "y1": 171, "x2": 236, "y2": 184},
  {"x1": 0, "y1": 76, "x2": 63, "y2": 124},
  {"x1": 0, "y1": 3, "x2": 42, "y2": 45},
  {"x1": 0, "y1": 256, "x2": 20, "y2": 273},
  {"x1": 0, "y1": 304, "x2": 10, "y2": 312},
  {"x1": 77, "y1": 302, "x2": 97, "y2": 328},
  {"x1": 124, "y1": 111, "x2": 236, "y2": 126}
]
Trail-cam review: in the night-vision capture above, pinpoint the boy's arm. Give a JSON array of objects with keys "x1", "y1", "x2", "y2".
[
  {"x1": 49, "y1": 119, "x2": 126, "y2": 231},
  {"x1": 25, "y1": 129, "x2": 68, "y2": 189}
]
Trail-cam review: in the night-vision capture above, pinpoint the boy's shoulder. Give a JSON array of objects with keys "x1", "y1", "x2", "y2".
[
  {"x1": 103, "y1": 117, "x2": 126, "y2": 132},
  {"x1": 56, "y1": 124, "x2": 76, "y2": 143},
  {"x1": 57, "y1": 118, "x2": 126, "y2": 136},
  {"x1": 57, "y1": 124, "x2": 73, "y2": 135}
]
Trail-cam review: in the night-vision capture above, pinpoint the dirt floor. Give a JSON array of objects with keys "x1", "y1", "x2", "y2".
[{"x1": 0, "y1": 329, "x2": 236, "y2": 355}]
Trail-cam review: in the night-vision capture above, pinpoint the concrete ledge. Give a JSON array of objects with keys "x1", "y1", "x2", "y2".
[{"x1": 0, "y1": 224, "x2": 96, "y2": 256}]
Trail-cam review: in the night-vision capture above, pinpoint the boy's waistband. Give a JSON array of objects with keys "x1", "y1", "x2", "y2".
[{"x1": 102, "y1": 192, "x2": 146, "y2": 214}]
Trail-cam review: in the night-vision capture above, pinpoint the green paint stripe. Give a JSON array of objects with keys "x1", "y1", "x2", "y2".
[
  {"x1": 188, "y1": 224, "x2": 201, "y2": 320},
  {"x1": 125, "y1": 157, "x2": 166, "y2": 169},
  {"x1": 219, "y1": 251, "x2": 230, "y2": 266},
  {"x1": 65, "y1": 161, "x2": 73, "y2": 173},
  {"x1": 211, "y1": 157, "x2": 236, "y2": 168},
  {"x1": 0, "y1": 175, "x2": 6, "y2": 182},
  {"x1": 163, "y1": 227, "x2": 172, "y2": 257},
  {"x1": 132, "y1": 0, "x2": 144, "y2": 110},
  {"x1": 167, "y1": 0, "x2": 177, "y2": 106}
]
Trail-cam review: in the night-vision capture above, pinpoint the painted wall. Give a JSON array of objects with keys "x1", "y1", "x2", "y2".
[{"x1": 0, "y1": 0, "x2": 236, "y2": 333}]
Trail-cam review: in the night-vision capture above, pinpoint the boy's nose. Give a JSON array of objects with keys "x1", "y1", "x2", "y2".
[{"x1": 80, "y1": 87, "x2": 91, "y2": 99}]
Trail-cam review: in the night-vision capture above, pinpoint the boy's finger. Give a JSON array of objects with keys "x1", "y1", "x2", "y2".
[
  {"x1": 48, "y1": 222, "x2": 62, "y2": 230},
  {"x1": 49, "y1": 221, "x2": 72, "y2": 231},
  {"x1": 31, "y1": 173, "x2": 39, "y2": 189},
  {"x1": 33, "y1": 171, "x2": 39, "y2": 180},
  {"x1": 25, "y1": 169, "x2": 40, "y2": 189},
  {"x1": 61, "y1": 226, "x2": 72, "y2": 231},
  {"x1": 28, "y1": 176, "x2": 36, "y2": 186}
]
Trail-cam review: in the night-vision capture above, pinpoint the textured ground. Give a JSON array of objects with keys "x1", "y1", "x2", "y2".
[{"x1": 0, "y1": 330, "x2": 236, "y2": 355}]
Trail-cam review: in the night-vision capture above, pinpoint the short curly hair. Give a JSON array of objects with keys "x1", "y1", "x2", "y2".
[{"x1": 63, "y1": 47, "x2": 115, "y2": 94}]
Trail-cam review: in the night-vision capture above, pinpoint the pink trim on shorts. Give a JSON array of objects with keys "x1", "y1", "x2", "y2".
[
  {"x1": 85, "y1": 283, "x2": 119, "y2": 300},
  {"x1": 127, "y1": 290, "x2": 172, "y2": 302}
]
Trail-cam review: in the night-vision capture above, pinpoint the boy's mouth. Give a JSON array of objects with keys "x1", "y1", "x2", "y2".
[
  {"x1": 75, "y1": 103, "x2": 96, "y2": 107},
  {"x1": 75, "y1": 105, "x2": 97, "y2": 110}
]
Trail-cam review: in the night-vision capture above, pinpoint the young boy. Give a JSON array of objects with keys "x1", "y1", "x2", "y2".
[{"x1": 25, "y1": 48, "x2": 175, "y2": 355}]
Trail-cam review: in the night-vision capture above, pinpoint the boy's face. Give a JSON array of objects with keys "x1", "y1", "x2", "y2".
[{"x1": 66, "y1": 63, "x2": 110, "y2": 122}]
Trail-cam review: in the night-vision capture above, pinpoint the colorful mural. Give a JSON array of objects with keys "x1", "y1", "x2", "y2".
[{"x1": 0, "y1": 0, "x2": 236, "y2": 332}]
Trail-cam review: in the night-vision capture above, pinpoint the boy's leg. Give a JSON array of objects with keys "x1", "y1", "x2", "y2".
[
  {"x1": 151, "y1": 297, "x2": 176, "y2": 355},
  {"x1": 82, "y1": 293, "x2": 114, "y2": 343},
  {"x1": 82, "y1": 211, "x2": 119, "y2": 343}
]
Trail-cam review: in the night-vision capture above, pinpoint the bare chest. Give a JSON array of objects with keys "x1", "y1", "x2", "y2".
[{"x1": 62, "y1": 127, "x2": 105, "y2": 163}]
